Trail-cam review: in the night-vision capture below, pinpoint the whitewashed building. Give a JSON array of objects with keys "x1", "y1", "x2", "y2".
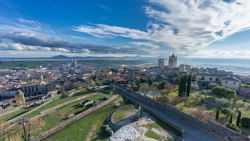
[{"x1": 221, "y1": 77, "x2": 241, "y2": 90}]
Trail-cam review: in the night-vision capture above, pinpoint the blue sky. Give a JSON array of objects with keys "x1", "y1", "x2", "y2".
[{"x1": 0, "y1": 0, "x2": 250, "y2": 58}]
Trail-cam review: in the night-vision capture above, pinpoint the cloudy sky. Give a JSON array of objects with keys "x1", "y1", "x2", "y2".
[{"x1": 0, "y1": 0, "x2": 250, "y2": 58}]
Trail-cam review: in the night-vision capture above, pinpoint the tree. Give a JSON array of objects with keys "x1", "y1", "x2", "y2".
[
  {"x1": 140, "y1": 78, "x2": 146, "y2": 83},
  {"x1": 178, "y1": 75, "x2": 188, "y2": 97},
  {"x1": 229, "y1": 114, "x2": 233, "y2": 124},
  {"x1": 178, "y1": 76, "x2": 184, "y2": 96},
  {"x1": 186, "y1": 75, "x2": 191, "y2": 97},
  {"x1": 20, "y1": 118, "x2": 31, "y2": 141},
  {"x1": 241, "y1": 117, "x2": 250, "y2": 128},
  {"x1": 236, "y1": 111, "x2": 241, "y2": 127},
  {"x1": 158, "y1": 81, "x2": 166, "y2": 90},
  {"x1": 178, "y1": 75, "x2": 191, "y2": 96},
  {"x1": 148, "y1": 79, "x2": 153, "y2": 86},
  {"x1": 215, "y1": 109, "x2": 220, "y2": 121},
  {"x1": 182, "y1": 75, "x2": 187, "y2": 95},
  {"x1": 131, "y1": 82, "x2": 139, "y2": 91}
]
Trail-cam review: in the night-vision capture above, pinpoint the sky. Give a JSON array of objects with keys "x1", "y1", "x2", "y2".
[{"x1": 0, "y1": 0, "x2": 250, "y2": 58}]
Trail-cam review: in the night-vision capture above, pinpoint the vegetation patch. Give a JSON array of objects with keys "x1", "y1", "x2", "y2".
[
  {"x1": 112, "y1": 105, "x2": 136, "y2": 123},
  {"x1": 145, "y1": 130, "x2": 162, "y2": 140},
  {"x1": 45, "y1": 98, "x2": 122, "y2": 141},
  {"x1": 0, "y1": 108, "x2": 29, "y2": 122}
]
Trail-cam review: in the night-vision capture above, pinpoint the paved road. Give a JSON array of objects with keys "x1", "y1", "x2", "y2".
[{"x1": 115, "y1": 86, "x2": 249, "y2": 141}]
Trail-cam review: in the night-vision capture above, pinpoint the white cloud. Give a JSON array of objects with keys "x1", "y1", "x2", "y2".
[
  {"x1": 73, "y1": 24, "x2": 150, "y2": 40},
  {"x1": 188, "y1": 49, "x2": 250, "y2": 58},
  {"x1": 146, "y1": 0, "x2": 250, "y2": 50},
  {"x1": 74, "y1": 0, "x2": 250, "y2": 54},
  {"x1": 81, "y1": 48, "x2": 91, "y2": 54},
  {"x1": 97, "y1": 4, "x2": 112, "y2": 12},
  {"x1": 130, "y1": 41, "x2": 160, "y2": 49},
  {"x1": 18, "y1": 18, "x2": 41, "y2": 27},
  {"x1": 0, "y1": 42, "x2": 70, "y2": 52}
]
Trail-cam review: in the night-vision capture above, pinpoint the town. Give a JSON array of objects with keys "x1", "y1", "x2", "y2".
[
  {"x1": 1, "y1": 54, "x2": 250, "y2": 141},
  {"x1": 1, "y1": 0, "x2": 250, "y2": 141}
]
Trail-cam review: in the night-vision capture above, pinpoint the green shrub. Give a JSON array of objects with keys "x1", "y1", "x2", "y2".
[
  {"x1": 221, "y1": 108, "x2": 231, "y2": 116},
  {"x1": 60, "y1": 93, "x2": 68, "y2": 98},
  {"x1": 212, "y1": 86, "x2": 236, "y2": 99},
  {"x1": 241, "y1": 117, "x2": 250, "y2": 128},
  {"x1": 226, "y1": 124, "x2": 240, "y2": 132},
  {"x1": 241, "y1": 83, "x2": 250, "y2": 88}
]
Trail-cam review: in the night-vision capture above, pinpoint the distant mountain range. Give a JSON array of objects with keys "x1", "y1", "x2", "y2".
[
  {"x1": 50, "y1": 55, "x2": 76, "y2": 59},
  {"x1": 0, "y1": 55, "x2": 153, "y2": 60},
  {"x1": 49, "y1": 55, "x2": 145, "y2": 59}
]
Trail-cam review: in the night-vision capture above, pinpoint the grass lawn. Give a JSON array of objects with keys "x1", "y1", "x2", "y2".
[
  {"x1": 112, "y1": 105, "x2": 136, "y2": 123},
  {"x1": 31, "y1": 94, "x2": 111, "y2": 137},
  {"x1": 145, "y1": 130, "x2": 162, "y2": 140},
  {"x1": 24, "y1": 89, "x2": 89, "y2": 118},
  {"x1": 0, "y1": 89, "x2": 86, "y2": 123},
  {"x1": 45, "y1": 99, "x2": 121, "y2": 141},
  {"x1": 0, "y1": 108, "x2": 30, "y2": 123},
  {"x1": 2, "y1": 94, "x2": 112, "y2": 140}
]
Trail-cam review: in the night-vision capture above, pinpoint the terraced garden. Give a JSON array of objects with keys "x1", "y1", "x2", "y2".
[
  {"x1": 45, "y1": 96, "x2": 124, "y2": 141},
  {"x1": 1, "y1": 89, "x2": 110, "y2": 141}
]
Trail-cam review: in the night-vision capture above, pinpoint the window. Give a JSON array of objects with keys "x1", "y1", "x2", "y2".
[
  {"x1": 210, "y1": 77, "x2": 213, "y2": 81},
  {"x1": 233, "y1": 82, "x2": 236, "y2": 85},
  {"x1": 225, "y1": 81, "x2": 228, "y2": 84}
]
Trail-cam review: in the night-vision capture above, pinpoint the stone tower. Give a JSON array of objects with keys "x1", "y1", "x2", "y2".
[
  {"x1": 168, "y1": 53, "x2": 177, "y2": 68},
  {"x1": 15, "y1": 90, "x2": 25, "y2": 106}
]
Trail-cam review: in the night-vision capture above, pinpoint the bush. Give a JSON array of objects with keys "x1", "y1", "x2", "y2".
[
  {"x1": 226, "y1": 124, "x2": 240, "y2": 132},
  {"x1": 241, "y1": 117, "x2": 250, "y2": 128},
  {"x1": 206, "y1": 97, "x2": 215, "y2": 102},
  {"x1": 212, "y1": 86, "x2": 236, "y2": 99},
  {"x1": 60, "y1": 93, "x2": 68, "y2": 98},
  {"x1": 221, "y1": 108, "x2": 232, "y2": 116}
]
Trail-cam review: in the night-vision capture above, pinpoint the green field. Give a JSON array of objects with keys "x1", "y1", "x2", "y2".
[
  {"x1": 2, "y1": 93, "x2": 113, "y2": 140},
  {"x1": 0, "y1": 108, "x2": 30, "y2": 123},
  {"x1": 45, "y1": 97, "x2": 122, "y2": 141},
  {"x1": 24, "y1": 89, "x2": 89, "y2": 118},
  {"x1": 31, "y1": 94, "x2": 111, "y2": 137},
  {"x1": 0, "y1": 89, "x2": 88, "y2": 124}
]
